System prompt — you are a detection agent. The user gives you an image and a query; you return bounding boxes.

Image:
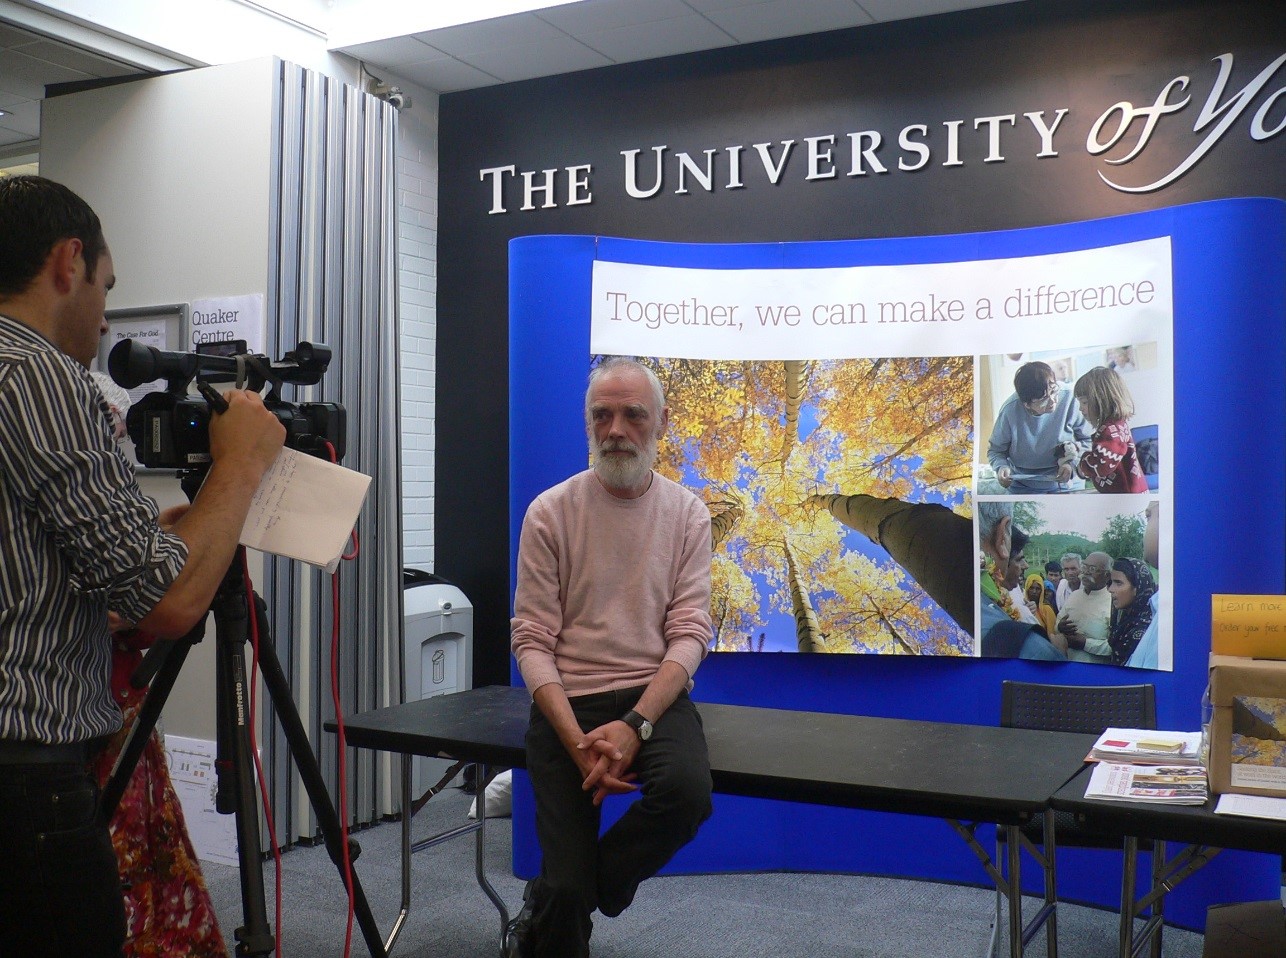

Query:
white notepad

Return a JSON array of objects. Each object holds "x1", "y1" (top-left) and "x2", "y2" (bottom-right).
[{"x1": 239, "y1": 447, "x2": 372, "y2": 571}]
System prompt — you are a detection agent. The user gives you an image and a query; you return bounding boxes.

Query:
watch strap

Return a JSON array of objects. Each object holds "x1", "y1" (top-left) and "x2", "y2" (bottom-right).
[{"x1": 621, "y1": 709, "x2": 648, "y2": 730}]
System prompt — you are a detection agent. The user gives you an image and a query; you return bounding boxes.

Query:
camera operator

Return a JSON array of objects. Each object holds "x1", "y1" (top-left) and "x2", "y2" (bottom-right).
[{"x1": 0, "y1": 175, "x2": 285, "y2": 957}]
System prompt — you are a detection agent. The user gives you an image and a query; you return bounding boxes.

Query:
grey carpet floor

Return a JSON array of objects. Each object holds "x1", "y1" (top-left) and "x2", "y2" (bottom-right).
[{"x1": 203, "y1": 788, "x2": 1205, "y2": 958}]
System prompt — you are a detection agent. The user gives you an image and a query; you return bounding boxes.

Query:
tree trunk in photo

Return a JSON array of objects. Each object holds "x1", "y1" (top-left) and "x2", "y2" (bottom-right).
[
  {"x1": 805, "y1": 493, "x2": 974, "y2": 636},
  {"x1": 708, "y1": 498, "x2": 744, "y2": 551},
  {"x1": 779, "y1": 360, "x2": 810, "y2": 464},
  {"x1": 783, "y1": 535, "x2": 825, "y2": 652}
]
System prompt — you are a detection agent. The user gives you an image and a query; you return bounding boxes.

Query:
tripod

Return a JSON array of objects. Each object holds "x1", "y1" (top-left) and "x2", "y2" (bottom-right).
[{"x1": 98, "y1": 471, "x2": 388, "y2": 958}]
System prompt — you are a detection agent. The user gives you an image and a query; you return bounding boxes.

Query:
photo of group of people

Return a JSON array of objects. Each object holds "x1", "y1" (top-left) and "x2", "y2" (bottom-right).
[
  {"x1": 978, "y1": 497, "x2": 1161, "y2": 667},
  {"x1": 977, "y1": 342, "x2": 1166, "y2": 669}
]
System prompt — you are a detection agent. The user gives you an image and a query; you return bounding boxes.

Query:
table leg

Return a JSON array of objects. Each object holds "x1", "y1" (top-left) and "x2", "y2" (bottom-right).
[
  {"x1": 948, "y1": 819, "x2": 1059, "y2": 958},
  {"x1": 1007, "y1": 826, "x2": 1023, "y2": 958},
  {"x1": 474, "y1": 764, "x2": 511, "y2": 945},
  {"x1": 1120, "y1": 835, "x2": 1138, "y2": 958},
  {"x1": 1150, "y1": 841, "x2": 1164, "y2": 958},
  {"x1": 1043, "y1": 810, "x2": 1058, "y2": 958},
  {"x1": 378, "y1": 753, "x2": 414, "y2": 956}
]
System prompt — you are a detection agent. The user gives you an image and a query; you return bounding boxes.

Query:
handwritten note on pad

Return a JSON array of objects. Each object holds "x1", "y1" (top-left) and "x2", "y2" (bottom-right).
[{"x1": 239, "y1": 448, "x2": 372, "y2": 569}]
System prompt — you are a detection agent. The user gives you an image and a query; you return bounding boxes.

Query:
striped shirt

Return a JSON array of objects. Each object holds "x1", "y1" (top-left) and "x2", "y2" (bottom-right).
[{"x1": 0, "y1": 314, "x2": 188, "y2": 744}]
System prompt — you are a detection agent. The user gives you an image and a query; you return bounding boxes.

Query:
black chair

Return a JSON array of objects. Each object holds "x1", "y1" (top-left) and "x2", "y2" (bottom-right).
[
  {"x1": 1002, "y1": 680, "x2": 1156, "y2": 739},
  {"x1": 991, "y1": 681, "x2": 1159, "y2": 958}
]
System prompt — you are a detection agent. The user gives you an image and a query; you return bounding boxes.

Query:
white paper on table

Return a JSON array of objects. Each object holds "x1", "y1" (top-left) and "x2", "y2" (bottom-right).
[
  {"x1": 238, "y1": 448, "x2": 372, "y2": 568},
  {"x1": 1214, "y1": 792, "x2": 1286, "y2": 821}
]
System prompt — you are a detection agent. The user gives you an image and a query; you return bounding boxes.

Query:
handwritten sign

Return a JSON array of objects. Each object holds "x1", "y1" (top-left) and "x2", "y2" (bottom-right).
[{"x1": 1211, "y1": 594, "x2": 1286, "y2": 659}]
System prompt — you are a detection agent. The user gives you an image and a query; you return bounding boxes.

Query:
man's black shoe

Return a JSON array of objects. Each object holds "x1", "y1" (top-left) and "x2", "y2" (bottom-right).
[{"x1": 502, "y1": 883, "x2": 536, "y2": 958}]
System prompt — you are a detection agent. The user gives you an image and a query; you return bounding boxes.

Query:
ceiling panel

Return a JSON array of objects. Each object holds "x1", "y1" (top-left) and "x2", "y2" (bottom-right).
[
  {"x1": 703, "y1": 0, "x2": 873, "y2": 44},
  {"x1": 462, "y1": 35, "x2": 614, "y2": 83},
  {"x1": 17, "y1": 37, "x2": 136, "y2": 77},
  {"x1": 537, "y1": 0, "x2": 703, "y2": 33},
  {"x1": 342, "y1": 34, "x2": 440, "y2": 67},
  {"x1": 0, "y1": 47, "x2": 91, "y2": 100},
  {"x1": 577, "y1": 15, "x2": 737, "y2": 61},
  {"x1": 0, "y1": 19, "x2": 142, "y2": 154},
  {"x1": 396, "y1": 56, "x2": 505, "y2": 93},
  {"x1": 412, "y1": 14, "x2": 570, "y2": 59},
  {"x1": 859, "y1": 0, "x2": 1021, "y2": 21}
]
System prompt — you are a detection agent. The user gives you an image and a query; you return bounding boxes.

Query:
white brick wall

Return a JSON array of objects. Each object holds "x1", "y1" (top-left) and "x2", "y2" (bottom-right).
[{"x1": 392, "y1": 80, "x2": 439, "y2": 570}]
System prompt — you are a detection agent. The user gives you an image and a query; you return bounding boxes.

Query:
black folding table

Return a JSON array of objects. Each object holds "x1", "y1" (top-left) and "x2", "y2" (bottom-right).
[
  {"x1": 332, "y1": 685, "x2": 1097, "y2": 957},
  {"x1": 1051, "y1": 766, "x2": 1286, "y2": 958}
]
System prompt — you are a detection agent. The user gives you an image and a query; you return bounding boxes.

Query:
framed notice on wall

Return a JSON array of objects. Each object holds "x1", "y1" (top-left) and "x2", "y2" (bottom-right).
[
  {"x1": 95, "y1": 304, "x2": 187, "y2": 471},
  {"x1": 97, "y1": 303, "x2": 187, "y2": 406}
]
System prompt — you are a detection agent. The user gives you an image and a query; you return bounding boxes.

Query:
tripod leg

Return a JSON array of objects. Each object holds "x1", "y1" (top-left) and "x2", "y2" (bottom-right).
[
  {"x1": 214, "y1": 589, "x2": 277, "y2": 958},
  {"x1": 250, "y1": 597, "x2": 388, "y2": 958},
  {"x1": 97, "y1": 634, "x2": 197, "y2": 824}
]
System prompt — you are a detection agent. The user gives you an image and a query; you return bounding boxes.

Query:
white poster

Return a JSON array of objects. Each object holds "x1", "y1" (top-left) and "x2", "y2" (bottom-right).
[
  {"x1": 591, "y1": 238, "x2": 1172, "y2": 361},
  {"x1": 189, "y1": 293, "x2": 266, "y2": 355},
  {"x1": 588, "y1": 237, "x2": 1173, "y2": 668}
]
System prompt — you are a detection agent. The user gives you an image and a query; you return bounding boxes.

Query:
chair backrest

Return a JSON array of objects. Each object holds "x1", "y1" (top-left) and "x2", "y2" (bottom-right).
[{"x1": 1000, "y1": 680, "x2": 1156, "y2": 735}]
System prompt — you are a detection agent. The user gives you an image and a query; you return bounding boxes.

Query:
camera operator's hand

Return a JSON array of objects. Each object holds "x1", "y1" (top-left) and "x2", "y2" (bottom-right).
[
  {"x1": 157, "y1": 505, "x2": 189, "y2": 532},
  {"x1": 208, "y1": 389, "x2": 286, "y2": 476},
  {"x1": 136, "y1": 390, "x2": 285, "y2": 641}
]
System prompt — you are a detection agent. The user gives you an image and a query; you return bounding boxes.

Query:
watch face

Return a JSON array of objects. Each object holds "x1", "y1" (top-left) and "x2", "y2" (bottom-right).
[{"x1": 638, "y1": 720, "x2": 653, "y2": 741}]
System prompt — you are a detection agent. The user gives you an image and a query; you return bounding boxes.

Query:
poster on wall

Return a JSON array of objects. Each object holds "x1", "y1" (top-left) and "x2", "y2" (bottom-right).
[{"x1": 587, "y1": 238, "x2": 1173, "y2": 667}]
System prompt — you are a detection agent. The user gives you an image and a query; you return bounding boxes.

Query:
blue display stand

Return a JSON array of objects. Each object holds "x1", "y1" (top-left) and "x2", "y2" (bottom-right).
[{"x1": 508, "y1": 198, "x2": 1286, "y2": 929}]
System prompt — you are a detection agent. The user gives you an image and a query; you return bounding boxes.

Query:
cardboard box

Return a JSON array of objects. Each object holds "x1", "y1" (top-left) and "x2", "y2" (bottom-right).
[
  {"x1": 1202, "y1": 900, "x2": 1286, "y2": 958},
  {"x1": 1208, "y1": 654, "x2": 1286, "y2": 798}
]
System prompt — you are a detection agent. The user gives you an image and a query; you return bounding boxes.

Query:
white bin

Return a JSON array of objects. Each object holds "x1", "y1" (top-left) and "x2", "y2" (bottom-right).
[{"x1": 404, "y1": 579, "x2": 473, "y2": 795}]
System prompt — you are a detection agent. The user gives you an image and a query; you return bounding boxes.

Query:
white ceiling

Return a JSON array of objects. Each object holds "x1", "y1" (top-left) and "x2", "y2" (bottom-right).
[
  {"x1": 0, "y1": 0, "x2": 1020, "y2": 158},
  {"x1": 335, "y1": 0, "x2": 1023, "y2": 94},
  {"x1": 0, "y1": 19, "x2": 141, "y2": 155}
]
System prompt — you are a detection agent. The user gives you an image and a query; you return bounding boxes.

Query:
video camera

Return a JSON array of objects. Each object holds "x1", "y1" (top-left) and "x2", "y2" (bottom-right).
[{"x1": 108, "y1": 339, "x2": 346, "y2": 470}]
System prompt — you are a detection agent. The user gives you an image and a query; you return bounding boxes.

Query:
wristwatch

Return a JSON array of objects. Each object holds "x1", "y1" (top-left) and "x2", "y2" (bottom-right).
[{"x1": 621, "y1": 709, "x2": 653, "y2": 742}]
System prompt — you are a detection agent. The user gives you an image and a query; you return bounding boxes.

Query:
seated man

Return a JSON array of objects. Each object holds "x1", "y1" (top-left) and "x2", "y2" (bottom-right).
[{"x1": 509, "y1": 357, "x2": 714, "y2": 958}]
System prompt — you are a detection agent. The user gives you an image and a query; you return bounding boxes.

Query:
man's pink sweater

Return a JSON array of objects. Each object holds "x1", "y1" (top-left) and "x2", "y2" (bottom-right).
[{"x1": 511, "y1": 470, "x2": 712, "y2": 697}]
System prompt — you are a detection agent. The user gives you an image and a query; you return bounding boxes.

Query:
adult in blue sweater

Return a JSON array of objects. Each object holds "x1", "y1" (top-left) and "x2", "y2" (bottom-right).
[{"x1": 987, "y1": 361, "x2": 1093, "y2": 494}]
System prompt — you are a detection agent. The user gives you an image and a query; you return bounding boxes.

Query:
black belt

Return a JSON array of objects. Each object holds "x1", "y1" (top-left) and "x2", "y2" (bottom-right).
[{"x1": 0, "y1": 738, "x2": 104, "y2": 765}]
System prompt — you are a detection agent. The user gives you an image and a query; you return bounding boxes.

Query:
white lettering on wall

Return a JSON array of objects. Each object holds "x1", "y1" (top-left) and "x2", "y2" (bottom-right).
[
  {"x1": 476, "y1": 52, "x2": 1283, "y2": 212},
  {"x1": 1091, "y1": 52, "x2": 1286, "y2": 193}
]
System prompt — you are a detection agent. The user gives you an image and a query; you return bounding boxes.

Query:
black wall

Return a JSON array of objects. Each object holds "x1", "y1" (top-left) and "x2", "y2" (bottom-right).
[{"x1": 436, "y1": 0, "x2": 1286, "y2": 686}]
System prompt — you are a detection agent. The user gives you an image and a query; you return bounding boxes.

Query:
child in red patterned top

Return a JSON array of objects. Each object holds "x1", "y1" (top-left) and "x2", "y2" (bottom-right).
[{"x1": 1072, "y1": 366, "x2": 1149, "y2": 494}]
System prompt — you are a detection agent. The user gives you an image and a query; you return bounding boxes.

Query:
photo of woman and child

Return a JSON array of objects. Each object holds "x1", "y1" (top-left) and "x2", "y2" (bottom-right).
[{"x1": 980, "y1": 344, "x2": 1158, "y2": 496}]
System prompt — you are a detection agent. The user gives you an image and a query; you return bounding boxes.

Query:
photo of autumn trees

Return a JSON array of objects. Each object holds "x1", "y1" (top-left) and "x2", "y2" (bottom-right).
[{"x1": 634, "y1": 355, "x2": 976, "y2": 656}]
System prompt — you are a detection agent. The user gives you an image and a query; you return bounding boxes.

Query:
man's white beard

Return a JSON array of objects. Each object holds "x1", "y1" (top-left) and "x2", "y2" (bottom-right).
[{"x1": 592, "y1": 435, "x2": 657, "y2": 490}]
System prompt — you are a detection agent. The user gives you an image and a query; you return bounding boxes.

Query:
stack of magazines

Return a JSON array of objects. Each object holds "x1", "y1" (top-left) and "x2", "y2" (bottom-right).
[
  {"x1": 1088, "y1": 728, "x2": 1203, "y2": 766},
  {"x1": 1085, "y1": 728, "x2": 1208, "y2": 805}
]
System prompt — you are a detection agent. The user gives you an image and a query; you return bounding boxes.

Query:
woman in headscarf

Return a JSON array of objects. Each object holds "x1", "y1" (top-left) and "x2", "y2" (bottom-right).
[
  {"x1": 1023, "y1": 572, "x2": 1058, "y2": 639},
  {"x1": 1107, "y1": 557, "x2": 1158, "y2": 665}
]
